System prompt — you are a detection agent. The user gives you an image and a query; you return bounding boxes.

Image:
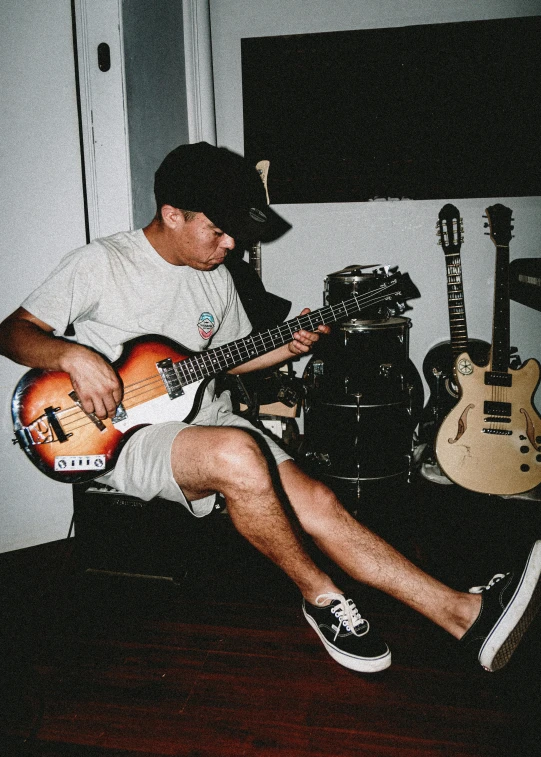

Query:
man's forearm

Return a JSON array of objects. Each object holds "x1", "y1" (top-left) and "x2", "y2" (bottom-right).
[
  {"x1": 0, "y1": 312, "x2": 78, "y2": 371},
  {"x1": 229, "y1": 343, "x2": 293, "y2": 375}
]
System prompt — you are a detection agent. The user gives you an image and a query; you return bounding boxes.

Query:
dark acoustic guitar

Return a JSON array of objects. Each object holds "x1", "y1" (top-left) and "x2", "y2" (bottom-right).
[
  {"x1": 436, "y1": 204, "x2": 541, "y2": 495},
  {"x1": 11, "y1": 267, "x2": 419, "y2": 483},
  {"x1": 419, "y1": 203, "x2": 490, "y2": 449}
]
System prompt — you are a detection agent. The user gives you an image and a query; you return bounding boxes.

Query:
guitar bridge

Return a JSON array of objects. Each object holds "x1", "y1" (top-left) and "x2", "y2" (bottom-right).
[
  {"x1": 13, "y1": 407, "x2": 72, "y2": 447},
  {"x1": 157, "y1": 358, "x2": 185, "y2": 399}
]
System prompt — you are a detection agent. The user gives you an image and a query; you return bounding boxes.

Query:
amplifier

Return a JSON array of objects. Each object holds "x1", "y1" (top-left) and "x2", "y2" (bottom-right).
[{"x1": 72, "y1": 483, "x2": 224, "y2": 582}]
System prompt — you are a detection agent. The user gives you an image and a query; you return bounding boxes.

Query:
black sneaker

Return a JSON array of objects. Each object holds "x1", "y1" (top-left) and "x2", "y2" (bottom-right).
[
  {"x1": 460, "y1": 540, "x2": 541, "y2": 672},
  {"x1": 302, "y1": 592, "x2": 391, "y2": 673}
]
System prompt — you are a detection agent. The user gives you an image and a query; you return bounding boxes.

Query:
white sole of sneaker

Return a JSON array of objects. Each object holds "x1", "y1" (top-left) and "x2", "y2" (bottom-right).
[
  {"x1": 480, "y1": 540, "x2": 541, "y2": 672},
  {"x1": 303, "y1": 607, "x2": 392, "y2": 673}
]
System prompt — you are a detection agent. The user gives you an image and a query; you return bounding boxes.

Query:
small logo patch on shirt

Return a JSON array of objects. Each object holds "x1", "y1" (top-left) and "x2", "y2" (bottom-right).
[{"x1": 198, "y1": 312, "x2": 215, "y2": 340}]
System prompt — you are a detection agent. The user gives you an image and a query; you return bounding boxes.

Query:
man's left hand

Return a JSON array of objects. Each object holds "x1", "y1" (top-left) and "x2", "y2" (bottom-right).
[{"x1": 287, "y1": 308, "x2": 330, "y2": 356}]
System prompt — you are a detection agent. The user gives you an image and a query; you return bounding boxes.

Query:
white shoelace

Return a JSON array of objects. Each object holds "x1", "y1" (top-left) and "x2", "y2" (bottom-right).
[
  {"x1": 315, "y1": 592, "x2": 369, "y2": 640},
  {"x1": 468, "y1": 572, "x2": 508, "y2": 594}
]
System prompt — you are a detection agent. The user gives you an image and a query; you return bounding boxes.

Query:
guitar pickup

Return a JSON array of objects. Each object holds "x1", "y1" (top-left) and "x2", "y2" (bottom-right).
[
  {"x1": 69, "y1": 391, "x2": 106, "y2": 432},
  {"x1": 484, "y1": 401, "x2": 511, "y2": 416},
  {"x1": 485, "y1": 371, "x2": 512, "y2": 387}
]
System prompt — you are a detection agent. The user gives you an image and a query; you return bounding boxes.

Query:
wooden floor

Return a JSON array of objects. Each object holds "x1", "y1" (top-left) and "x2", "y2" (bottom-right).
[{"x1": 1, "y1": 477, "x2": 541, "y2": 757}]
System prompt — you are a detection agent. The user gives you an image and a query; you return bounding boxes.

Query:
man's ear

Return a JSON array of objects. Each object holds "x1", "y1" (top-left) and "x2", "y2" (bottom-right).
[{"x1": 160, "y1": 205, "x2": 185, "y2": 229}]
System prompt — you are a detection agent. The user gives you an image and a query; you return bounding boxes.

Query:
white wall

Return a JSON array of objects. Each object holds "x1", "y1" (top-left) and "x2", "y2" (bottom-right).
[
  {"x1": 0, "y1": 0, "x2": 87, "y2": 552},
  {"x1": 210, "y1": 0, "x2": 541, "y2": 412}
]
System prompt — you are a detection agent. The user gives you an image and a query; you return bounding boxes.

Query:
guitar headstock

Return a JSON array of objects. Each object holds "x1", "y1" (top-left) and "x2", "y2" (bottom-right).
[
  {"x1": 256, "y1": 159, "x2": 270, "y2": 204},
  {"x1": 484, "y1": 204, "x2": 514, "y2": 248},
  {"x1": 373, "y1": 267, "x2": 421, "y2": 315},
  {"x1": 436, "y1": 203, "x2": 463, "y2": 255}
]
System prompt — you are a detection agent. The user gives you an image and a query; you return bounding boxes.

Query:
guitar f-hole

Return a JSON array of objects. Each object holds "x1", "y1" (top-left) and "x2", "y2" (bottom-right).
[
  {"x1": 448, "y1": 403, "x2": 474, "y2": 444},
  {"x1": 521, "y1": 408, "x2": 541, "y2": 451}
]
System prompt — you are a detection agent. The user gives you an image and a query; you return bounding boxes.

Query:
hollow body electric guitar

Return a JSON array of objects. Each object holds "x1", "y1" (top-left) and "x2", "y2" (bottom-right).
[
  {"x1": 12, "y1": 267, "x2": 418, "y2": 483},
  {"x1": 420, "y1": 204, "x2": 490, "y2": 444},
  {"x1": 436, "y1": 205, "x2": 541, "y2": 495}
]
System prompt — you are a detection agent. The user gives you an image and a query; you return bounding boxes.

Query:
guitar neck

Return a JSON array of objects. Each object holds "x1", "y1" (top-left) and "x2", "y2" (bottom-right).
[
  {"x1": 491, "y1": 244, "x2": 511, "y2": 372},
  {"x1": 176, "y1": 275, "x2": 403, "y2": 385},
  {"x1": 249, "y1": 242, "x2": 262, "y2": 279},
  {"x1": 444, "y1": 251, "x2": 469, "y2": 358}
]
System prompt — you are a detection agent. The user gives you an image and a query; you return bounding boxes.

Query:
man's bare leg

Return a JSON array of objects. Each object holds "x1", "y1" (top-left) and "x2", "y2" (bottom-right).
[
  {"x1": 277, "y1": 460, "x2": 480, "y2": 638},
  {"x1": 171, "y1": 426, "x2": 479, "y2": 634},
  {"x1": 170, "y1": 425, "x2": 341, "y2": 602},
  {"x1": 170, "y1": 426, "x2": 541, "y2": 673}
]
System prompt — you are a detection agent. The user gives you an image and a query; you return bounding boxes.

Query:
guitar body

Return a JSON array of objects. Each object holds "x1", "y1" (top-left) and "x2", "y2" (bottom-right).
[
  {"x1": 435, "y1": 353, "x2": 541, "y2": 495},
  {"x1": 12, "y1": 336, "x2": 207, "y2": 483}
]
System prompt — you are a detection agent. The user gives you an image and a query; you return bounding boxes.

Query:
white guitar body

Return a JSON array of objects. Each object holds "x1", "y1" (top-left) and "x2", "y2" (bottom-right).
[
  {"x1": 112, "y1": 380, "x2": 204, "y2": 434},
  {"x1": 435, "y1": 353, "x2": 541, "y2": 495}
]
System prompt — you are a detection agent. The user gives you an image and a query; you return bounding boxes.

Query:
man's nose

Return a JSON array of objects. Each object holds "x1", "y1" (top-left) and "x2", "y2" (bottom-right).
[{"x1": 222, "y1": 234, "x2": 235, "y2": 250}]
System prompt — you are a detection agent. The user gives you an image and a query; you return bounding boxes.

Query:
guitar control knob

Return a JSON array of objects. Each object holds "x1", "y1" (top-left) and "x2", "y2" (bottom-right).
[
  {"x1": 520, "y1": 446, "x2": 529, "y2": 454},
  {"x1": 537, "y1": 454, "x2": 541, "y2": 463},
  {"x1": 520, "y1": 464, "x2": 530, "y2": 472}
]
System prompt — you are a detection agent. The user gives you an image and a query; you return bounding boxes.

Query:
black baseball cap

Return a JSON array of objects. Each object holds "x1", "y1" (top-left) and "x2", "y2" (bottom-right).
[{"x1": 154, "y1": 141, "x2": 291, "y2": 243}]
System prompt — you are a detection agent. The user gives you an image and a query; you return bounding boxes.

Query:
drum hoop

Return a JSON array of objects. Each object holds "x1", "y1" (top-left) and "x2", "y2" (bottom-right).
[
  {"x1": 339, "y1": 316, "x2": 411, "y2": 331},
  {"x1": 320, "y1": 400, "x2": 410, "y2": 409},
  {"x1": 323, "y1": 469, "x2": 407, "y2": 482},
  {"x1": 325, "y1": 273, "x2": 376, "y2": 283}
]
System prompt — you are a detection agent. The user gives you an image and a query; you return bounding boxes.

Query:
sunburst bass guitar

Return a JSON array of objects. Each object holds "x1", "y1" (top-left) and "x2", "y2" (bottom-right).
[
  {"x1": 12, "y1": 267, "x2": 418, "y2": 483},
  {"x1": 435, "y1": 205, "x2": 541, "y2": 495}
]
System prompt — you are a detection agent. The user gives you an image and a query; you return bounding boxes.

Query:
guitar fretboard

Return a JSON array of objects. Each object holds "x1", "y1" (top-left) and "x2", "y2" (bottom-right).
[
  {"x1": 491, "y1": 245, "x2": 511, "y2": 373},
  {"x1": 172, "y1": 276, "x2": 403, "y2": 388},
  {"x1": 445, "y1": 253, "x2": 469, "y2": 357}
]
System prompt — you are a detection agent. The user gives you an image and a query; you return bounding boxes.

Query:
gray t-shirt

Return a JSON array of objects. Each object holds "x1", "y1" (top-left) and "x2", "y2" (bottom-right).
[{"x1": 22, "y1": 228, "x2": 252, "y2": 413}]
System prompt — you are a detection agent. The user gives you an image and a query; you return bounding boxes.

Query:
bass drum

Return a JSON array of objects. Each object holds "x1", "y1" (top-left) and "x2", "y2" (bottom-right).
[{"x1": 303, "y1": 317, "x2": 424, "y2": 484}]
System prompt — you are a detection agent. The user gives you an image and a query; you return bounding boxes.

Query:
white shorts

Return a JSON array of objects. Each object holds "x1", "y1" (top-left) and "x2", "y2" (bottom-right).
[{"x1": 97, "y1": 392, "x2": 292, "y2": 517}]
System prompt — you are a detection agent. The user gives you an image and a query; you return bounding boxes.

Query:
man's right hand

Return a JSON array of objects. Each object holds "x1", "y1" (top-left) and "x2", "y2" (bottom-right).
[
  {"x1": 64, "y1": 345, "x2": 123, "y2": 420},
  {"x1": 0, "y1": 307, "x2": 123, "y2": 420}
]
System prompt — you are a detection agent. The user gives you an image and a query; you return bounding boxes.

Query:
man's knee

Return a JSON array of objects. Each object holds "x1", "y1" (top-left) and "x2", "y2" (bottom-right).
[
  {"x1": 212, "y1": 427, "x2": 272, "y2": 487},
  {"x1": 170, "y1": 425, "x2": 271, "y2": 498},
  {"x1": 292, "y1": 476, "x2": 346, "y2": 537}
]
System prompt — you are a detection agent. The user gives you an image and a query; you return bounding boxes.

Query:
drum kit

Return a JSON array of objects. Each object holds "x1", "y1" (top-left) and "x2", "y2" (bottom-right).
[{"x1": 302, "y1": 265, "x2": 424, "y2": 497}]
